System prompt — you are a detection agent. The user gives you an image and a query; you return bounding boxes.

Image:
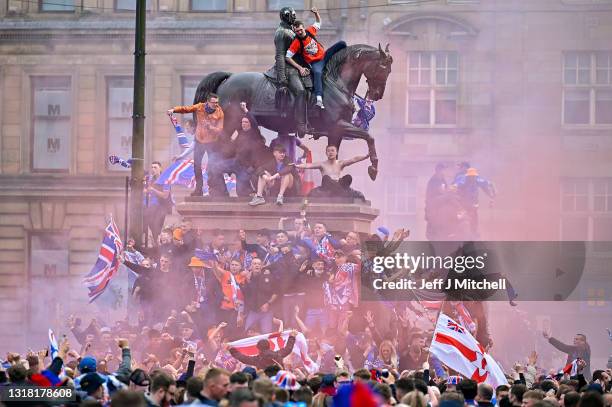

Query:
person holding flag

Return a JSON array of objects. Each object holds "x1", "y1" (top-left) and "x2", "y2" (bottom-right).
[
  {"x1": 543, "y1": 331, "x2": 592, "y2": 380},
  {"x1": 429, "y1": 312, "x2": 508, "y2": 388},
  {"x1": 352, "y1": 94, "x2": 376, "y2": 131},
  {"x1": 228, "y1": 329, "x2": 299, "y2": 370},
  {"x1": 144, "y1": 161, "x2": 172, "y2": 245},
  {"x1": 82, "y1": 215, "x2": 123, "y2": 303},
  {"x1": 168, "y1": 114, "x2": 195, "y2": 154},
  {"x1": 168, "y1": 93, "x2": 225, "y2": 197}
]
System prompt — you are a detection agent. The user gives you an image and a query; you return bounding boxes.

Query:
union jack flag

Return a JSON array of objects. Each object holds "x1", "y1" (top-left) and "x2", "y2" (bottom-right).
[
  {"x1": 82, "y1": 215, "x2": 123, "y2": 303},
  {"x1": 447, "y1": 320, "x2": 465, "y2": 333},
  {"x1": 156, "y1": 159, "x2": 208, "y2": 192}
]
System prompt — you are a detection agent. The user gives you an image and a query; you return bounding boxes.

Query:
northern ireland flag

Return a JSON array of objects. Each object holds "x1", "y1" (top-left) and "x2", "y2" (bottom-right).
[
  {"x1": 563, "y1": 359, "x2": 579, "y2": 376},
  {"x1": 228, "y1": 330, "x2": 319, "y2": 374},
  {"x1": 430, "y1": 313, "x2": 508, "y2": 388}
]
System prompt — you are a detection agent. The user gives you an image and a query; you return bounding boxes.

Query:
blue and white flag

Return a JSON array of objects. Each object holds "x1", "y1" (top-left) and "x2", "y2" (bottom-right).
[
  {"x1": 48, "y1": 329, "x2": 59, "y2": 360},
  {"x1": 169, "y1": 113, "x2": 191, "y2": 149}
]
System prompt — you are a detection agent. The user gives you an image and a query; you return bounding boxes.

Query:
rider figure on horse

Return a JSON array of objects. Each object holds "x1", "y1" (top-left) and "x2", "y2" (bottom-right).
[{"x1": 265, "y1": 6, "x2": 310, "y2": 138}]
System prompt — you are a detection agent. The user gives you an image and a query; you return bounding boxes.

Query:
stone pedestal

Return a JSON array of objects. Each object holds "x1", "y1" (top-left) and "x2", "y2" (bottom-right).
[{"x1": 175, "y1": 197, "x2": 379, "y2": 239}]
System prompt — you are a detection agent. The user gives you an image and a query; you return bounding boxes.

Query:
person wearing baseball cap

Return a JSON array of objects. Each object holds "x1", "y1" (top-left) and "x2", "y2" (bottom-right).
[
  {"x1": 78, "y1": 356, "x2": 97, "y2": 374},
  {"x1": 79, "y1": 372, "x2": 106, "y2": 402},
  {"x1": 453, "y1": 164, "x2": 495, "y2": 239},
  {"x1": 129, "y1": 368, "x2": 151, "y2": 393}
]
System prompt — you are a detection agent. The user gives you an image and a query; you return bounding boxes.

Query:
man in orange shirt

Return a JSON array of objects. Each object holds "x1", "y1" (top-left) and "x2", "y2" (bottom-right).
[
  {"x1": 285, "y1": 8, "x2": 346, "y2": 109},
  {"x1": 212, "y1": 258, "x2": 245, "y2": 338},
  {"x1": 168, "y1": 93, "x2": 225, "y2": 197}
]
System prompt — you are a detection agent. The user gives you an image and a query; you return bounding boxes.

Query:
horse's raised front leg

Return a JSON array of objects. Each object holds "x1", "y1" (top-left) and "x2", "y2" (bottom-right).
[{"x1": 335, "y1": 120, "x2": 378, "y2": 181}]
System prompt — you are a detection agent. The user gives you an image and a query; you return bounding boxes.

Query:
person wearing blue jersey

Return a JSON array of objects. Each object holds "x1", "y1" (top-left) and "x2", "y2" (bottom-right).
[
  {"x1": 144, "y1": 161, "x2": 172, "y2": 246},
  {"x1": 453, "y1": 167, "x2": 495, "y2": 239}
]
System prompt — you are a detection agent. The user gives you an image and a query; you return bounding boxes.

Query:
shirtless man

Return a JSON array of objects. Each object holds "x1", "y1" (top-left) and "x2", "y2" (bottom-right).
[{"x1": 293, "y1": 144, "x2": 368, "y2": 195}]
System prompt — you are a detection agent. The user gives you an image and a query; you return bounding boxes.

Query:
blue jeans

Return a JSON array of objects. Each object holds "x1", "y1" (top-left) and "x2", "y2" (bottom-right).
[
  {"x1": 311, "y1": 41, "x2": 347, "y2": 97},
  {"x1": 245, "y1": 310, "x2": 273, "y2": 333},
  {"x1": 304, "y1": 308, "x2": 328, "y2": 334}
]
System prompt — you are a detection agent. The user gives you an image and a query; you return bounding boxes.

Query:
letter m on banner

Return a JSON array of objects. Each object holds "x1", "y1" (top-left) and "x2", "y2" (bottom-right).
[
  {"x1": 121, "y1": 102, "x2": 133, "y2": 117},
  {"x1": 48, "y1": 104, "x2": 61, "y2": 116},
  {"x1": 47, "y1": 138, "x2": 61, "y2": 153}
]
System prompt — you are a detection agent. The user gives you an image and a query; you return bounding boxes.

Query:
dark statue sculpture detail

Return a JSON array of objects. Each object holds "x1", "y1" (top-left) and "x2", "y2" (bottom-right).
[{"x1": 193, "y1": 43, "x2": 393, "y2": 181}]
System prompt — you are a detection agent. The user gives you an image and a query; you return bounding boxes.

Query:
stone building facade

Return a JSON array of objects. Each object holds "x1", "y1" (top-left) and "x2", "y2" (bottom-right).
[{"x1": 1, "y1": 0, "x2": 611, "y2": 353}]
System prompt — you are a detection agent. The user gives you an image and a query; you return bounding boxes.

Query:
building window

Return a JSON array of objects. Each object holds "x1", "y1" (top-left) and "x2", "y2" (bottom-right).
[
  {"x1": 563, "y1": 51, "x2": 612, "y2": 125},
  {"x1": 267, "y1": 0, "x2": 302, "y2": 11},
  {"x1": 115, "y1": 0, "x2": 151, "y2": 11},
  {"x1": 107, "y1": 77, "x2": 133, "y2": 171},
  {"x1": 560, "y1": 178, "x2": 612, "y2": 252},
  {"x1": 190, "y1": 0, "x2": 227, "y2": 11},
  {"x1": 29, "y1": 232, "x2": 69, "y2": 331},
  {"x1": 182, "y1": 76, "x2": 201, "y2": 106},
  {"x1": 386, "y1": 176, "x2": 417, "y2": 214},
  {"x1": 384, "y1": 176, "x2": 417, "y2": 232},
  {"x1": 31, "y1": 76, "x2": 72, "y2": 171},
  {"x1": 40, "y1": 0, "x2": 74, "y2": 11},
  {"x1": 406, "y1": 51, "x2": 458, "y2": 126}
]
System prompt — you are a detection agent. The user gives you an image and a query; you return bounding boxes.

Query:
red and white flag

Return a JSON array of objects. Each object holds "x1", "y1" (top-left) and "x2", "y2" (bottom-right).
[
  {"x1": 430, "y1": 313, "x2": 508, "y2": 388},
  {"x1": 228, "y1": 330, "x2": 319, "y2": 374},
  {"x1": 563, "y1": 359, "x2": 579, "y2": 376},
  {"x1": 300, "y1": 150, "x2": 315, "y2": 196}
]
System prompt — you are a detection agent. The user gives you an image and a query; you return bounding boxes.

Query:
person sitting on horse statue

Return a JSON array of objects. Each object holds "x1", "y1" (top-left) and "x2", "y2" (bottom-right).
[
  {"x1": 293, "y1": 144, "x2": 368, "y2": 198},
  {"x1": 285, "y1": 7, "x2": 347, "y2": 110},
  {"x1": 249, "y1": 144, "x2": 299, "y2": 207},
  {"x1": 267, "y1": 6, "x2": 310, "y2": 137}
]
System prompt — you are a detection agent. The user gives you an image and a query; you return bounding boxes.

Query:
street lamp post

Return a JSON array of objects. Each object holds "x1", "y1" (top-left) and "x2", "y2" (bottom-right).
[{"x1": 129, "y1": 0, "x2": 146, "y2": 247}]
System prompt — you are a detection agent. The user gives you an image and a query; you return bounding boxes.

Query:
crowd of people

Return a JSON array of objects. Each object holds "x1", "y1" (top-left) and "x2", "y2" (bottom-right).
[
  {"x1": 1, "y1": 212, "x2": 610, "y2": 407},
  {"x1": 1, "y1": 312, "x2": 609, "y2": 407},
  {"x1": 3, "y1": 7, "x2": 606, "y2": 407}
]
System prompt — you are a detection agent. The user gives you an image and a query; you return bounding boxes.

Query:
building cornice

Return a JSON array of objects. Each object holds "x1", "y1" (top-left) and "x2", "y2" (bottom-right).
[
  {"x1": 0, "y1": 175, "x2": 126, "y2": 198},
  {"x1": 0, "y1": 16, "x2": 339, "y2": 41}
]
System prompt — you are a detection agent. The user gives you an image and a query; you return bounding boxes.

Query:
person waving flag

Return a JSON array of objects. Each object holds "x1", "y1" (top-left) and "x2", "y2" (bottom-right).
[
  {"x1": 430, "y1": 313, "x2": 508, "y2": 388},
  {"x1": 82, "y1": 215, "x2": 123, "y2": 303}
]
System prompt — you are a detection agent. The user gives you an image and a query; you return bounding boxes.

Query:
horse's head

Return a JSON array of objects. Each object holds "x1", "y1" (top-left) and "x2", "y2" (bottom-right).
[{"x1": 362, "y1": 44, "x2": 393, "y2": 101}]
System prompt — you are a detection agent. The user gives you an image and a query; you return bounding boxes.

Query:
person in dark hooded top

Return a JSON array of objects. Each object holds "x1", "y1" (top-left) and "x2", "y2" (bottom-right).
[
  {"x1": 232, "y1": 103, "x2": 271, "y2": 177},
  {"x1": 228, "y1": 329, "x2": 297, "y2": 369},
  {"x1": 216, "y1": 102, "x2": 271, "y2": 197}
]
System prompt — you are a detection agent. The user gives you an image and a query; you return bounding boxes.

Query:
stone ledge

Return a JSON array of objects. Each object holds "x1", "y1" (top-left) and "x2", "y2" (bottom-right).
[{"x1": 176, "y1": 198, "x2": 380, "y2": 236}]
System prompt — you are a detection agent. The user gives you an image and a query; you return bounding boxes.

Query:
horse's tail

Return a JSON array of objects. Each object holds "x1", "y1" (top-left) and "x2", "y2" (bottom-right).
[{"x1": 194, "y1": 72, "x2": 232, "y2": 104}]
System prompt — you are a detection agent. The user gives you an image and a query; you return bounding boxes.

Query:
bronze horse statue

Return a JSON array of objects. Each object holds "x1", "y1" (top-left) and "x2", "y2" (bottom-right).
[{"x1": 193, "y1": 43, "x2": 393, "y2": 180}]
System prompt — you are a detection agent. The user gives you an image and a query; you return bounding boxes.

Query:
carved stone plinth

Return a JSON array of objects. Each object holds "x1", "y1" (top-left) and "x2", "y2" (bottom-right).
[{"x1": 175, "y1": 197, "x2": 379, "y2": 239}]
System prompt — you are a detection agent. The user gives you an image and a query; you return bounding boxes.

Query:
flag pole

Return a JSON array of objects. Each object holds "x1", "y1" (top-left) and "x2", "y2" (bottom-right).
[
  {"x1": 124, "y1": 176, "x2": 130, "y2": 322},
  {"x1": 124, "y1": 176, "x2": 129, "y2": 244},
  {"x1": 129, "y1": 0, "x2": 146, "y2": 248}
]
